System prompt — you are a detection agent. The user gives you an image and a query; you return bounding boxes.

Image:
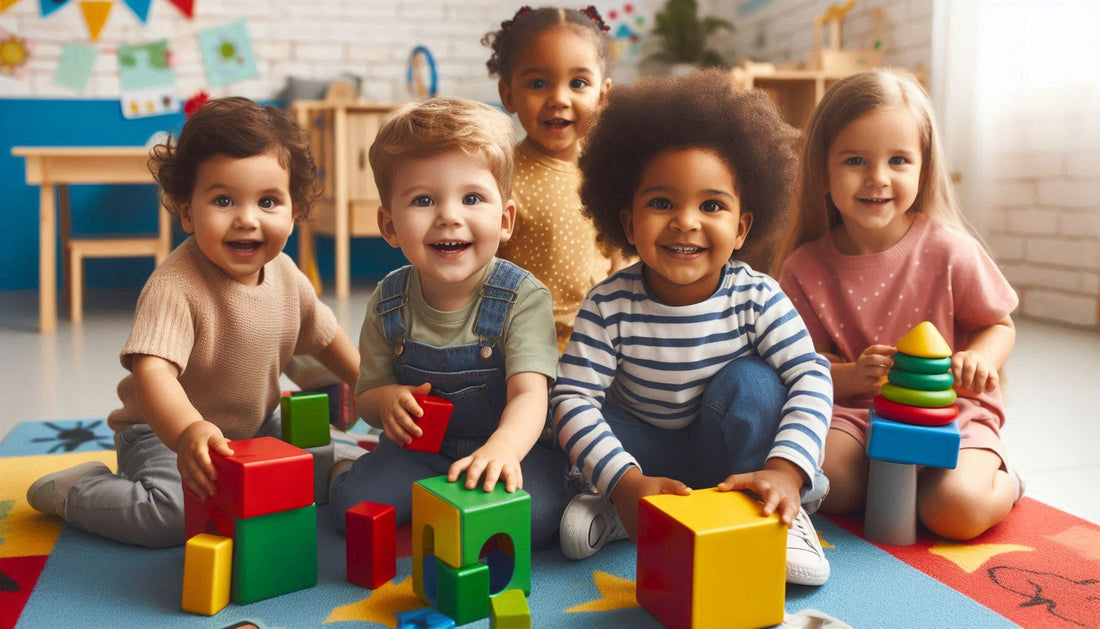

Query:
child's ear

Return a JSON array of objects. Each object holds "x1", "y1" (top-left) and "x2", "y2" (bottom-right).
[
  {"x1": 499, "y1": 198, "x2": 517, "y2": 243},
  {"x1": 376, "y1": 205, "x2": 401, "y2": 249},
  {"x1": 598, "y1": 77, "x2": 612, "y2": 104},
  {"x1": 498, "y1": 80, "x2": 516, "y2": 114},
  {"x1": 733, "y1": 211, "x2": 754, "y2": 250},
  {"x1": 177, "y1": 200, "x2": 195, "y2": 234},
  {"x1": 619, "y1": 209, "x2": 636, "y2": 246}
]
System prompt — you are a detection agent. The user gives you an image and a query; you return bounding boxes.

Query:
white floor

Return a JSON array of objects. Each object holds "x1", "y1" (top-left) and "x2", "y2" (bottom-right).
[{"x1": 2, "y1": 287, "x2": 1098, "y2": 525}]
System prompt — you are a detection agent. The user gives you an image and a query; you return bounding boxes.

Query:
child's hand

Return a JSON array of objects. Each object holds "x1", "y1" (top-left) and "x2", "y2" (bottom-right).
[
  {"x1": 609, "y1": 467, "x2": 691, "y2": 541},
  {"x1": 952, "y1": 349, "x2": 1000, "y2": 395},
  {"x1": 717, "y1": 458, "x2": 804, "y2": 525},
  {"x1": 836, "y1": 344, "x2": 895, "y2": 401},
  {"x1": 448, "y1": 438, "x2": 523, "y2": 493},
  {"x1": 175, "y1": 420, "x2": 233, "y2": 500},
  {"x1": 377, "y1": 383, "x2": 431, "y2": 445}
]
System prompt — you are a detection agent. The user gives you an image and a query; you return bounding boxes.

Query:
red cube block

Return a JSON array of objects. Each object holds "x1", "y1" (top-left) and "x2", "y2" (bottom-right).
[
  {"x1": 208, "y1": 437, "x2": 314, "y2": 519},
  {"x1": 405, "y1": 394, "x2": 453, "y2": 453},
  {"x1": 183, "y1": 485, "x2": 235, "y2": 540},
  {"x1": 346, "y1": 501, "x2": 396, "y2": 589}
]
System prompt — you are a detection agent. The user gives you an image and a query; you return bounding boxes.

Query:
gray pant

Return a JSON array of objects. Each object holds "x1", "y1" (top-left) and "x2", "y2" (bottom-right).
[{"x1": 66, "y1": 413, "x2": 281, "y2": 548}]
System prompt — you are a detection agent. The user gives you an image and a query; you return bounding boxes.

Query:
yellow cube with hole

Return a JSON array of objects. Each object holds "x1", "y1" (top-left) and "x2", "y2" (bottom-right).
[{"x1": 182, "y1": 533, "x2": 232, "y2": 616}]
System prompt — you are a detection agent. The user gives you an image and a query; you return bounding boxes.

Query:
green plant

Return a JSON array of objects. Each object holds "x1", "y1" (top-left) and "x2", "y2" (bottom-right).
[{"x1": 648, "y1": 0, "x2": 734, "y2": 67}]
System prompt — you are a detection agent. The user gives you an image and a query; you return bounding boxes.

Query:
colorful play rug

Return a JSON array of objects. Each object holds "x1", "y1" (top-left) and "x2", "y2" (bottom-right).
[{"x1": 2, "y1": 420, "x2": 1098, "y2": 628}]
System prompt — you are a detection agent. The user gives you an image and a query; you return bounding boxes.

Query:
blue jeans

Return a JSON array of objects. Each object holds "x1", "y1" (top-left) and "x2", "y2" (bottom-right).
[
  {"x1": 603, "y1": 356, "x2": 828, "y2": 509},
  {"x1": 66, "y1": 412, "x2": 282, "y2": 548}
]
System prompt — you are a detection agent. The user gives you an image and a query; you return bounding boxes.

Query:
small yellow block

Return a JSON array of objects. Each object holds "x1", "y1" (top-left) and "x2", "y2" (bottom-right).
[
  {"x1": 490, "y1": 588, "x2": 531, "y2": 628},
  {"x1": 896, "y1": 321, "x2": 952, "y2": 359},
  {"x1": 182, "y1": 533, "x2": 232, "y2": 616}
]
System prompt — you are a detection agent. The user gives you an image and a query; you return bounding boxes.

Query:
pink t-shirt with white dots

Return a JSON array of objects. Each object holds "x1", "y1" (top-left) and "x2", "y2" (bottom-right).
[{"x1": 780, "y1": 214, "x2": 1019, "y2": 450}]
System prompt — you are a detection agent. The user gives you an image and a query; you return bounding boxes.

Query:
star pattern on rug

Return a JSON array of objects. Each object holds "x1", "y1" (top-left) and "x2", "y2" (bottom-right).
[
  {"x1": 820, "y1": 530, "x2": 834, "y2": 549},
  {"x1": 929, "y1": 542, "x2": 1034, "y2": 573},
  {"x1": 323, "y1": 576, "x2": 424, "y2": 627},
  {"x1": 1046, "y1": 525, "x2": 1100, "y2": 562},
  {"x1": 565, "y1": 570, "x2": 639, "y2": 613}
]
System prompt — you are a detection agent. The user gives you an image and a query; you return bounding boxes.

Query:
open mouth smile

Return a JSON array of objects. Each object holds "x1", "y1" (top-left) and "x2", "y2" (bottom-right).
[{"x1": 431, "y1": 241, "x2": 472, "y2": 254}]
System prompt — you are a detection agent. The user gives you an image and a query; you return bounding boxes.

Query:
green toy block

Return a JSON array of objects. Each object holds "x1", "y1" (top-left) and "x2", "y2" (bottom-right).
[
  {"x1": 490, "y1": 588, "x2": 531, "y2": 629},
  {"x1": 411, "y1": 475, "x2": 531, "y2": 605},
  {"x1": 435, "y1": 557, "x2": 491, "y2": 625},
  {"x1": 281, "y1": 392, "x2": 331, "y2": 448},
  {"x1": 231, "y1": 503, "x2": 317, "y2": 604}
]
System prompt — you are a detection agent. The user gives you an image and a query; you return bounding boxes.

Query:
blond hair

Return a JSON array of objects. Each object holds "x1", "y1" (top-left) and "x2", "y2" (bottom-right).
[
  {"x1": 775, "y1": 70, "x2": 970, "y2": 273},
  {"x1": 369, "y1": 97, "x2": 515, "y2": 206}
]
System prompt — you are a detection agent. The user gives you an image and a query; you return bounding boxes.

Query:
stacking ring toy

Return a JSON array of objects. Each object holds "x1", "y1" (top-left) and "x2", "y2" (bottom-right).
[
  {"x1": 880, "y1": 383, "x2": 957, "y2": 408},
  {"x1": 891, "y1": 352, "x2": 952, "y2": 374},
  {"x1": 872, "y1": 395, "x2": 959, "y2": 426},
  {"x1": 887, "y1": 369, "x2": 954, "y2": 391}
]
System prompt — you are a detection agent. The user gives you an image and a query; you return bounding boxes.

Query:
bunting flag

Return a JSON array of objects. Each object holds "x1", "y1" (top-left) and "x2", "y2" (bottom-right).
[
  {"x1": 1, "y1": 0, "x2": 23, "y2": 13},
  {"x1": 79, "y1": 1, "x2": 111, "y2": 41},
  {"x1": 122, "y1": 0, "x2": 152, "y2": 23},
  {"x1": 165, "y1": 0, "x2": 193, "y2": 18},
  {"x1": 38, "y1": 0, "x2": 69, "y2": 17}
]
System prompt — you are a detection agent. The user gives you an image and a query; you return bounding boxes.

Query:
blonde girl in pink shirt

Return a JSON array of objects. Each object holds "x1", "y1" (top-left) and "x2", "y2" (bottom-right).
[{"x1": 777, "y1": 70, "x2": 1021, "y2": 541}]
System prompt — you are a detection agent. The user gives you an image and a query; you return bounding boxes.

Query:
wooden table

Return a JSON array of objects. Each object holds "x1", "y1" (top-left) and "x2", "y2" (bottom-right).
[{"x1": 11, "y1": 147, "x2": 169, "y2": 333}]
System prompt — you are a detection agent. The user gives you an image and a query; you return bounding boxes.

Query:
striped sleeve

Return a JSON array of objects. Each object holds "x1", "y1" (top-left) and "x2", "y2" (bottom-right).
[{"x1": 551, "y1": 279, "x2": 638, "y2": 496}]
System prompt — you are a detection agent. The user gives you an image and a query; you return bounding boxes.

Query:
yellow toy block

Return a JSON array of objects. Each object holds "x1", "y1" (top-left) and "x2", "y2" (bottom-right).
[
  {"x1": 182, "y1": 533, "x2": 232, "y2": 616},
  {"x1": 896, "y1": 321, "x2": 952, "y2": 359},
  {"x1": 490, "y1": 588, "x2": 531, "y2": 629},
  {"x1": 411, "y1": 481, "x2": 461, "y2": 601},
  {"x1": 637, "y1": 489, "x2": 785, "y2": 629}
]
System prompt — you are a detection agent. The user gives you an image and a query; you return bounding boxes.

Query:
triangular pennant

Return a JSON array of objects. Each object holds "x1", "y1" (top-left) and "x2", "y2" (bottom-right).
[
  {"x1": 39, "y1": 0, "x2": 70, "y2": 17},
  {"x1": 2, "y1": 0, "x2": 23, "y2": 13},
  {"x1": 166, "y1": 0, "x2": 194, "y2": 18},
  {"x1": 79, "y1": 1, "x2": 111, "y2": 41},
  {"x1": 121, "y1": 0, "x2": 151, "y2": 23},
  {"x1": 896, "y1": 321, "x2": 952, "y2": 359}
]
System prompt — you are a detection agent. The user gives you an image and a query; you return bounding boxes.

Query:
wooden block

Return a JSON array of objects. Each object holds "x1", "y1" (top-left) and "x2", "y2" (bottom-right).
[
  {"x1": 208, "y1": 436, "x2": 313, "y2": 519},
  {"x1": 637, "y1": 489, "x2": 785, "y2": 629},
  {"x1": 490, "y1": 588, "x2": 530, "y2": 629},
  {"x1": 405, "y1": 394, "x2": 453, "y2": 453},
  {"x1": 181, "y1": 533, "x2": 232, "y2": 616},
  {"x1": 231, "y1": 503, "x2": 317, "y2": 604},
  {"x1": 281, "y1": 392, "x2": 331, "y2": 448},
  {"x1": 346, "y1": 501, "x2": 396, "y2": 589}
]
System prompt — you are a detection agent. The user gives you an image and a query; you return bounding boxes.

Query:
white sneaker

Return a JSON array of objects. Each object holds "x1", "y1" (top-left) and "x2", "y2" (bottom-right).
[
  {"x1": 786, "y1": 508, "x2": 830, "y2": 586},
  {"x1": 26, "y1": 461, "x2": 110, "y2": 518},
  {"x1": 559, "y1": 493, "x2": 629, "y2": 560}
]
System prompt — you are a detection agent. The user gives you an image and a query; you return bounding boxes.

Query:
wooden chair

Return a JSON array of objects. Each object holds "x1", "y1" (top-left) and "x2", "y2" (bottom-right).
[{"x1": 59, "y1": 185, "x2": 172, "y2": 322}]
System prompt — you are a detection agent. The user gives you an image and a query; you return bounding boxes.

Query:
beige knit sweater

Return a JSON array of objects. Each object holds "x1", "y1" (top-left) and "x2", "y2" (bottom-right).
[{"x1": 107, "y1": 237, "x2": 339, "y2": 440}]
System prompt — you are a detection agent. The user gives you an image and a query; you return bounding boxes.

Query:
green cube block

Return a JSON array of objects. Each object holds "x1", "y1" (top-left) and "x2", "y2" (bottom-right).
[
  {"x1": 436, "y1": 557, "x2": 490, "y2": 625},
  {"x1": 281, "y1": 393, "x2": 331, "y2": 448},
  {"x1": 232, "y1": 503, "x2": 317, "y2": 604},
  {"x1": 490, "y1": 588, "x2": 530, "y2": 629}
]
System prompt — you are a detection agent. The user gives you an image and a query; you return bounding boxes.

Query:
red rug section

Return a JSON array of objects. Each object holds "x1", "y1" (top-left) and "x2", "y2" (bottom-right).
[
  {"x1": 829, "y1": 498, "x2": 1100, "y2": 628},
  {"x1": 0, "y1": 555, "x2": 48, "y2": 629}
]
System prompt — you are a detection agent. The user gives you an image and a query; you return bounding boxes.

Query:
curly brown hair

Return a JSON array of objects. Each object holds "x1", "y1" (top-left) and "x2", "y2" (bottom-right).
[
  {"x1": 578, "y1": 68, "x2": 798, "y2": 271},
  {"x1": 482, "y1": 5, "x2": 610, "y2": 81},
  {"x1": 150, "y1": 96, "x2": 320, "y2": 222}
]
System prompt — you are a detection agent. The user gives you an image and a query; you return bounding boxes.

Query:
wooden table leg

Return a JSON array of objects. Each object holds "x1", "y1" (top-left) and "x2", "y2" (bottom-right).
[
  {"x1": 334, "y1": 106, "x2": 350, "y2": 299},
  {"x1": 39, "y1": 183, "x2": 57, "y2": 333}
]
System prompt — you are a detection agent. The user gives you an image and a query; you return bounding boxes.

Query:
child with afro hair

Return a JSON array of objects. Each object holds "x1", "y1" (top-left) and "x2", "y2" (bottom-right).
[{"x1": 551, "y1": 69, "x2": 834, "y2": 587}]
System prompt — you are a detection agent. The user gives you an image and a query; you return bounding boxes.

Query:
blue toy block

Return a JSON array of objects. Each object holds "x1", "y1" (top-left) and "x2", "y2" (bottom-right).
[
  {"x1": 395, "y1": 607, "x2": 456, "y2": 629},
  {"x1": 867, "y1": 407, "x2": 960, "y2": 468}
]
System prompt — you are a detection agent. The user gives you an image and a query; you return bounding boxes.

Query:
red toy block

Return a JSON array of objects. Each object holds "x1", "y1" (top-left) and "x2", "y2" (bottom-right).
[
  {"x1": 184, "y1": 485, "x2": 236, "y2": 540},
  {"x1": 405, "y1": 394, "x2": 453, "y2": 453},
  {"x1": 346, "y1": 501, "x2": 397, "y2": 589},
  {"x1": 208, "y1": 436, "x2": 314, "y2": 519}
]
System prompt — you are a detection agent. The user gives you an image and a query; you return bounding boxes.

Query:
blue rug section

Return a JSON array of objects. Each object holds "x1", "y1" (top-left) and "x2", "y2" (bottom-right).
[
  {"x1": 18, "y1": 511, "x2": 1015, "y2": 628},
  {"x1": 0, "y1": 419, "x2": 115, "y2": 457}
]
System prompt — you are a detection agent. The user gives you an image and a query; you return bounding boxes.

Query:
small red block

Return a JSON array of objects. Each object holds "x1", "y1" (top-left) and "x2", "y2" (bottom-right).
[
  {"x1": 346, "y1": 501, "x2": 397, "y2": 589},
  {"x1": 208, "y1": 436, "x2": 314, "y2": 519},
  {"x1": 405, "y1": 395, "x2": 453, "y2": 453}
]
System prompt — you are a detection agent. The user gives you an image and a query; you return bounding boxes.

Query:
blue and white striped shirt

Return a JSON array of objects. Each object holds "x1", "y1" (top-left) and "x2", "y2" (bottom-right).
[{"x1": 551, "y1": 260, "x2": 833, "y2": 495}]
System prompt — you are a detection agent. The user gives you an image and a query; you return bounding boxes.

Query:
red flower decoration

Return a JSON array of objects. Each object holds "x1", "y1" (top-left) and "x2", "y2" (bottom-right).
[{"x1": 183, "y1": 91, "x2": 210, "y2": 117}]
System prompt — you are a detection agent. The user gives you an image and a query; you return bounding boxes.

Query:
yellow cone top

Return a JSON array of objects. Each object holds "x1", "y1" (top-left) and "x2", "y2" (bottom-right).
[{"x1": 896, "y1": 321, "x2": 952, "y2": 358}]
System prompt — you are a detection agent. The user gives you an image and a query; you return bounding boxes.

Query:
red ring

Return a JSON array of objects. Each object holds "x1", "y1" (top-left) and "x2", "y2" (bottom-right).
[{"x1": 872, "y1": 395, "x2": 959, "y2": 426}]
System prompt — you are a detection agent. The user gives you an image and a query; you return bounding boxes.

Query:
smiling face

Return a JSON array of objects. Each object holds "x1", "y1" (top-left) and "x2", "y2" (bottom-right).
[
  {"x1": 177, "y1": 152, "x2": 295, "y2": 286},
  {"x1": 826, "y1": 105, "x2": 923, "y2": 254},
  {"x1": 498, "y1": 25, "x2": 610, "y2": 162},
  {"x1": 621, "y1": 148, "x2": 752, "y2": 307},
  {"x1": 378, "y1": 149, "x2": 516, "y2": 310}
]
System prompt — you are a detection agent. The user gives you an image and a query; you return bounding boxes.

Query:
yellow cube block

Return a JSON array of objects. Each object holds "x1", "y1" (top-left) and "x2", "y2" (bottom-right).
[
  {"x1": 637, "y1": 489, "x2": 785, "y2": 629},
  {"x1": 182, "y1": 533, "x2": 232, "y2": 616}
]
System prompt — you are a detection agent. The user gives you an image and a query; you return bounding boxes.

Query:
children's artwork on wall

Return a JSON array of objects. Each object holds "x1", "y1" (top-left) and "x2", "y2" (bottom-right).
[
  {"x1": 117, "y1": 40, "x2": 179, "y2": 118},
  {"x1": 54, "y1": 42, "x2": 96, "y2": 90},
  {"x1": 0, "y1": 29, "x2": 30, "y2": 76},
  {"x1": 606, "y1": 3, "x2": 649, "y2": 62},
  {"x1": 121, "y1": 0, "x2": 151, "y2": 23},
  {"x1": 79, "y1": 0, "x2": 112, "y2": 41},
  {"x1": 406, "y1": 45, "x2": 437, "y2": 98},
  {"x1": 38, "y1": 0, "x2": 69, "y2": 18},
  {"x1": 197, "y1": 20, "x2": 257, "y2": 86}
]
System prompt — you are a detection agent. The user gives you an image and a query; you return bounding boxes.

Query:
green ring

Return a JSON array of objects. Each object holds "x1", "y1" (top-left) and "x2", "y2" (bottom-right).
[
  {"x1": 880, "y1": 383, "x2": 957, "y2": 408},
  {"x1": 888, "y1": 369, "x2": 954, "y2": 391},
  {"x1": 892, "y1": 352, "x2": 952, "y2": 374}
]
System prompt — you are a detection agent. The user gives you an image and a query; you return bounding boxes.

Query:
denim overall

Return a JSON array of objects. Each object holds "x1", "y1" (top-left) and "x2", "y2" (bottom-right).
[{"x1": 330, "y1": 261, "x2": 571, "y2": 547}]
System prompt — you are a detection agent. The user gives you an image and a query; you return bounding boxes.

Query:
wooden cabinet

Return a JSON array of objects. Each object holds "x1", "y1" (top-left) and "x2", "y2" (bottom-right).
[{"x1": 291, "y1": 100, "x2": 400, "y2": 298}]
